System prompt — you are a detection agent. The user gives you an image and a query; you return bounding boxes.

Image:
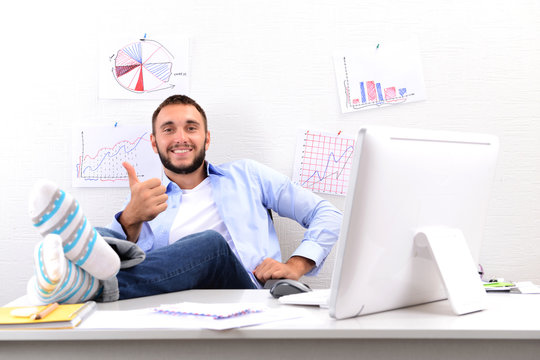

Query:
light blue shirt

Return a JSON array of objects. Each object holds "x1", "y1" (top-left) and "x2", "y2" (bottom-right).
[{"x1": 109, "y1": 159, "x2": 342, "y2": 278}]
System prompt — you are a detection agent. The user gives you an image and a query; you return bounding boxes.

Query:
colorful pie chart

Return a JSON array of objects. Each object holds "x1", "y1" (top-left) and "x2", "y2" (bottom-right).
[{"x1": 113, "y1": 40, "x2": 174, "y2": 93}]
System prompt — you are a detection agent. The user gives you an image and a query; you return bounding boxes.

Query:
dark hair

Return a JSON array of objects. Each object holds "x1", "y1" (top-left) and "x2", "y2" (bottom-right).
[{"x1": 152, "y1": 95, "x2": 208, "y2": 133}]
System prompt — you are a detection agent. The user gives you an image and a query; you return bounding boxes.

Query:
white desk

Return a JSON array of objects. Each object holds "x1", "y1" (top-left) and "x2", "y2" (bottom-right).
[{"x1": 1, "y1": 290, "x2": 540, "y2": 359}]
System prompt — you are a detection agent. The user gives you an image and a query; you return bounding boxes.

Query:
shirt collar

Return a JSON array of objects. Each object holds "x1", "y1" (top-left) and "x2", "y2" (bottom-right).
[
  {"x1": 163, "y1": 161, "x2": 224, "y2": 193},
  {"x1": 207, "y1": 161, "x2": 225, "y2": 176}
]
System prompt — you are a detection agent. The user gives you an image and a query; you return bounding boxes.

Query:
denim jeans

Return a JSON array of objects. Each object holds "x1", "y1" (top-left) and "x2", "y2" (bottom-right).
[{"x1": 96, "y1": 228, "x2": 257, "y2": 300}]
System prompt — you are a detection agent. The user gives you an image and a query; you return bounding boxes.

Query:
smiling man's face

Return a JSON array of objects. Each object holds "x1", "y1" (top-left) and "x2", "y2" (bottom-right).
[{"x1": 150, "y1": 103, "x2": 210, "y2": 176}]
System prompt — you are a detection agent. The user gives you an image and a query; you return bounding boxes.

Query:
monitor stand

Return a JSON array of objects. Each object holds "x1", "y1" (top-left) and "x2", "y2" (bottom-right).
[{"x1": 414, "y1": 228, "x2": 487, "y2": 315}]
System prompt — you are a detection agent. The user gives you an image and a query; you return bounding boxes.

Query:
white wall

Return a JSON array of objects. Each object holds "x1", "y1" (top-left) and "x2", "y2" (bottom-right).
[{"x1": 0, "y1": 0, "x2": 538, "y2": 305}]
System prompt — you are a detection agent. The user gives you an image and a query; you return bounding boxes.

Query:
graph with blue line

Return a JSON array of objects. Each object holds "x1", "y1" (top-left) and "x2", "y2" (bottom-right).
[
  {"x1": 72, "y1": 125, "x2": 162, "y2": 188},
  {"x1": 293, "y1": 130, "x2": 355, "y2": 196}
]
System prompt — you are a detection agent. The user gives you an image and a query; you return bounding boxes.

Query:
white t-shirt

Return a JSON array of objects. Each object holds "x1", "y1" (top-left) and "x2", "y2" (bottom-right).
[{"x1": 168, "y1": 178, "x2": 238, "y2": 257}]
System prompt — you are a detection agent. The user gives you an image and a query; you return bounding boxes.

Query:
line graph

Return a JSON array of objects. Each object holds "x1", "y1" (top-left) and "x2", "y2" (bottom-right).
[
  {"x1": 293, "y1": 130, "x2": 355, "y2": 196},
  {"x1": 72, "y1": 125, "x2": 162, "y2": 188},
  {"x1": 77, "y1": 132, "x2": 145, "y2": 180}
]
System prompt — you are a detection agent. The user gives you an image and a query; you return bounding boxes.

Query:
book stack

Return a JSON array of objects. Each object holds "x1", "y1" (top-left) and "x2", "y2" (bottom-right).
[{"x1": 0, "y1": 301, "x2": 96, "y2": 329}]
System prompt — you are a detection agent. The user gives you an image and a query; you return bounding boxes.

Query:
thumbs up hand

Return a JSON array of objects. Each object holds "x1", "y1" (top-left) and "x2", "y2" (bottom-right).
[
  {"x1": 123, "y1": 161, "x2": 141, "y2": 188},
  {"x1": 119, "y1": 162, "x2": 168, "y2": 242}
]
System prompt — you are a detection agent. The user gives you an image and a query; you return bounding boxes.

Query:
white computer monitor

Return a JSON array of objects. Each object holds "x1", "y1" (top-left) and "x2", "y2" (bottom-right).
[{"x1": 328, "y1": 126, "x2": 499, "y2": 320}]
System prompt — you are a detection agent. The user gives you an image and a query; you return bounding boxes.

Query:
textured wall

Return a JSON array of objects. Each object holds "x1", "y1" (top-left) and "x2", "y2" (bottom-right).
[{"x1": 0, "y1": 0, "x2": 538, "y2": 304}]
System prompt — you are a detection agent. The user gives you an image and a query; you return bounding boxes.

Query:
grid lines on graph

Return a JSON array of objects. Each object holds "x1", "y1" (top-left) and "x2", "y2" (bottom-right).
[
  {"x1": 77, "y1": 131, "x2": 148, "y2": 182},
  {"x1": 298, "y1": 131, "x2": 355, "y2": 195}
]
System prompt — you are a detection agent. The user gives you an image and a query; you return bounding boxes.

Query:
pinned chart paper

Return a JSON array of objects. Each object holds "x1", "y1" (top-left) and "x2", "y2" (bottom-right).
[
  {"x1": 99, "y1": 35, "x2": 190, "y2": 99},
  {"x1": 72, "y1": 125, "x2": 162, "y2": 187},
  {"x1": 334, "y1": 38, "x2": 426, "y2": 113},
  {"x1": 293, "y1": 130, "x2": 355, "y2": 196}
]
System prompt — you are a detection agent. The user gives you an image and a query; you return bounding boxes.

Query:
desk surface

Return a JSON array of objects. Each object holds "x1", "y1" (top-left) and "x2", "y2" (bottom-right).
[{"x1": 2, "y1": 290, "x2": 540, "y2": 341}]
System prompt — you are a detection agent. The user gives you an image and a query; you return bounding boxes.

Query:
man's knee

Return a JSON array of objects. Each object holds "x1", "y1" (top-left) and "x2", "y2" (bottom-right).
[
  {"x1": 174, "y1": 230, "x2": 229, "y2": 252},
  {"x1": 191, "y1": 230, "x2": 228, "y2": 250}
]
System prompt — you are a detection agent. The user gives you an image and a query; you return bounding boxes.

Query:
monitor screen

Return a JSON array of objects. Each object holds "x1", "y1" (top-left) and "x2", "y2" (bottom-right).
[{"x1": 328, "y1": 127, "x2": 499, "y2": 320}]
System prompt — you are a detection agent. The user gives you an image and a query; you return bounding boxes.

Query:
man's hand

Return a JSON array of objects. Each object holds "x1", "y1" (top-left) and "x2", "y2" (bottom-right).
[
  {"x1": 253, "y1": 256, "x2": 315, "y2": 283},
  {"x1": 118, "y1": 162, "x2": 168, "y2": 242}
]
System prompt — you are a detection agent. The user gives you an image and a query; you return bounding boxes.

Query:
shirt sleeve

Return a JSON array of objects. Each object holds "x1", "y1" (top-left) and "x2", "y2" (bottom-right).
[
  {"x1": 248, "y1": 160, "x2": 343, "y2": 276},
  {"x1": 107, "y1": 211, "x2": 156, "y2": 253}
]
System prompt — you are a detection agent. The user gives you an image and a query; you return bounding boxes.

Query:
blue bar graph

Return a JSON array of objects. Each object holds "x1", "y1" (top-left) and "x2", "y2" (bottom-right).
[
  {"x1": 359, "y1": 82, "x2": 367, "y2": 103},
  {"x1": 376, "y1": 83, "x2": 384, "y2": 102}
]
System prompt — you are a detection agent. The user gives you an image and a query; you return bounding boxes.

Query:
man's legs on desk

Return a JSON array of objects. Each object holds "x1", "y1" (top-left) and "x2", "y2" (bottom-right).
[
  {"x1": 114, "y1": 230, "x2": 257, "y2": 300},
  {"x1": 30, "y1": 229, "x2": 256, "y2": 304},
  {"x1": 27, "y1": 181, "x2": 256, "y2": 304}
]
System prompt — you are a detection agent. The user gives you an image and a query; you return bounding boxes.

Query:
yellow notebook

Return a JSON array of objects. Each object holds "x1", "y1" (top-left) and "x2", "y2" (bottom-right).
[{"x1": 0, "y1": 301, "x2": 96, "y2": 329}]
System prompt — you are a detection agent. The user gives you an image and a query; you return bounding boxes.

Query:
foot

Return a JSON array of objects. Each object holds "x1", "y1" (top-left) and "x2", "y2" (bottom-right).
[{"x1": 28, "y1": 179, "x2": 120, "y2": 280}]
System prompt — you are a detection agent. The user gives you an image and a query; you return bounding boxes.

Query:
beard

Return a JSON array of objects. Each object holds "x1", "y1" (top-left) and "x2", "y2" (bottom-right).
[{"x1": 156, "y1": 142, "x2": 207, "y2": 175}]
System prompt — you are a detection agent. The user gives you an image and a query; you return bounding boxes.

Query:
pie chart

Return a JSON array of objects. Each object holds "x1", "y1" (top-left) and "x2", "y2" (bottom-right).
[{"x1": 113, "y1": 39, "x2": 174, "y2": 93}]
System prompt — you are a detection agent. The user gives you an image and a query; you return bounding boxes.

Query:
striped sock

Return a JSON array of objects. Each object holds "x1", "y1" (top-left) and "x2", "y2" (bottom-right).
[
  {"x1": 28, "y1": 179, "x2": 120, "y2": 280},
  {"x1": 27, "y1": 234, "x2": 101, "y2": 304}
]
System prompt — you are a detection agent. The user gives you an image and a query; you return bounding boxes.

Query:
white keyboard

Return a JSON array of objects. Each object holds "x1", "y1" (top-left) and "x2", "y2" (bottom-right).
[{"x1": 278, "y1": 289, "x2": 331, "y2": 307}]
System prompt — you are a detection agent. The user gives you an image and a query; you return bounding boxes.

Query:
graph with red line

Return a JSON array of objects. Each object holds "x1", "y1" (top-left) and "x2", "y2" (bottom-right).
[
  {"x1": 293, "y1": 130, "x2": 355, "y2": 196},
  {"x1": 72, "y1": 125, "x2": 162, "y2": 188}
]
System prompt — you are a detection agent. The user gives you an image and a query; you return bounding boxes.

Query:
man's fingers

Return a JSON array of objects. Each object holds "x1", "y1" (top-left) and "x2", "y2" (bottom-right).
[
  {"x1": 122, "y1": 162, "x2": 140, "y2": 187},
  {"x1": 254, "y1": 258, "x2": 285, "y2": 282},
  {"x1": 145, "y1": 178, "x2": 166, "y2": 192},
  {"x1": 153, "y1": 193, "x2": 169, "y2": 207},
  {"x1": 155, "y1": 202, "x2": 168, "y2": 214}
]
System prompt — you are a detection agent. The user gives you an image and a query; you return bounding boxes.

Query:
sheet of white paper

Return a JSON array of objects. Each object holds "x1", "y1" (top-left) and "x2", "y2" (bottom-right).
[
  {"x1": 334, "y1": 38, "x2": 426, "y2": 113},
  {"x1": 154, "y1": 302, "x2": 266, "y2": 319},
  {"x1": 513, "y1": 282, "x2": 540, "y2": 294},
  {"x1": 292, "y1": 129, "x2": 356, "y2": 196},
  {"x1": 79, "y1": 304, "x2": 307, "y2": 331},
  {"x1": 99, "y1": 34, "x2": 190, "y2": 99},
  {"x1": 72, "y1": 124, "x2": 163, "y2": 187}
]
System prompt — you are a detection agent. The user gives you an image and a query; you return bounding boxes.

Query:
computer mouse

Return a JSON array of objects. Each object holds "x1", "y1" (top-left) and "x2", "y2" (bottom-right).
[{"x1": 269, "y1": 279, "x2": 312, "y2": 298}]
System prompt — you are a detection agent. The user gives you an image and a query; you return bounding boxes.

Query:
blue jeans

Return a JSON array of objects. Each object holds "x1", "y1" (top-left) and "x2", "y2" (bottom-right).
[{"x1": 97, "y1": 228, "x2": 257, "y2": 300}]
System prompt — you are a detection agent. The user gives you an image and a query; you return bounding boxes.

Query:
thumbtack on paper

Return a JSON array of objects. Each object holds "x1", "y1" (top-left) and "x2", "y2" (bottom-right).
[
  {"x1": 338, "y1": 131, "x2": 342, "y2": 136},
  {"x1": 114, "y1": 122, "x2": 118, "y2": 127},
  {"x1": 376, "y1": 43, "x2": 380, "y2": 49}
]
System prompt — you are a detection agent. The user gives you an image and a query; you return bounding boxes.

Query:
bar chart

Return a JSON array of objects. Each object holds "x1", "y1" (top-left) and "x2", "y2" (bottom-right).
[{"x1": 334, "y1": 38, "x2": 426, "y2": 113}]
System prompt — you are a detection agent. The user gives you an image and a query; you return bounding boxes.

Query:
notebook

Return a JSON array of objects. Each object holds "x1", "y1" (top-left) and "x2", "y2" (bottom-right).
[{"x1": 0, "y1": 301, "x2": 96, "y2": 329}]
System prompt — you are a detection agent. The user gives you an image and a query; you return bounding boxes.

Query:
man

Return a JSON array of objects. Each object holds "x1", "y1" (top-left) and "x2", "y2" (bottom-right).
[{"x1": 26, "y1": 95, "x2": 342, "y2": 304}]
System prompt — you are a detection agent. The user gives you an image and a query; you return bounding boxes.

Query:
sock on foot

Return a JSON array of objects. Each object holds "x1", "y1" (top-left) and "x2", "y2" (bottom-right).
[
  {"x1": 34, "y1": 233, "x2": 66, "y2": 292},
  {"x1": 28, "y1": 179, "x2": 120, "y2": 280},
  {"x1": 27, "y1": 234, "x2": 101, "y2": 304}
]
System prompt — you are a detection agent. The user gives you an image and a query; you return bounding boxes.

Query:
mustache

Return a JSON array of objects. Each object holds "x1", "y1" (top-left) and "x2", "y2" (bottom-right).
[{"x1": 168, "y1": 143, "x2": 193, "y2": 151}]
